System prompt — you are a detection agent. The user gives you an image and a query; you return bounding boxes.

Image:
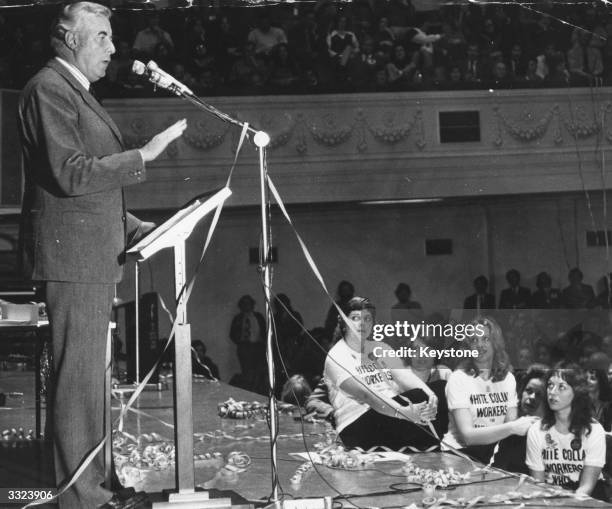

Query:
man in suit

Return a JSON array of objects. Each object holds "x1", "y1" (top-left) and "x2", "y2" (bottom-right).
[
  {"x1": 18, "y1": 3, "x2": 187, "y2": 507},
  {"x1": 498, "y1": 269, "x2": 531, "y2": 309},
  {"x1": 561, "y1": 267, "x2": 595, "y2": 309},
  {"x1": 464, "y1": 275, "x2": 496, "y2": 311}
]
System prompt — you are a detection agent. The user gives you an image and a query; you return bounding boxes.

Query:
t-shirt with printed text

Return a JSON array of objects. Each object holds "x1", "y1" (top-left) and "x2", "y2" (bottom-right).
[
  {"x1": 525, "y1": 420, "x2": 606, "y2": 489},
  {"x1": 442, "y1": 369, "x2": 518, "y2": 450},
  {"x1": 324, "y1": 339, "x2": 399, "y2": 433}
]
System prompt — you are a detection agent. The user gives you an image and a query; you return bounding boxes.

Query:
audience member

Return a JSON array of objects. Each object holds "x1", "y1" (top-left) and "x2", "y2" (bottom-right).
[
  {"x1": 464, "y1": 275, "x2": 496, "y2": 313},
  {"x1": 132, "y1": 13, "x2": 174, "y2": 61},
  {"x1": 531, "y1": 271, "x2": 561, "y2": 308},
  {"x1": 442, "y1": 316, "x2": 538, "y2": 464},
  {"x1": 268, "y1": 43, "x2": 302, "y2": 90},
  {"x1": 506, "y1": 43, "x2": 527, "y2": 79},
  {"x1": 567, "y1": 29, "x2": 603, "y2": 86},
  {"x1": 248, "y1": 12, "x2": 288, "y2": 57},
  {"x1": 386, "y1": 44, "x2": 418, "y2": 87},
  {"x1": 523, "y1": 58, "x2": 543, "y2": 85},
  {"x1": 562, "y1": 267, "x2": 595, "y2": 309},
  {"x1": 323, "y1": 280, "x2": 355, "y2": 340},
  {"x1": 280, "y1": 374, "x2": 312, "y2": 407},
  {"x1": 461, "y1": 43, "x2": 484, "y2": 83},
  {"x1": 2, "y1": 3, "x2": 612, "y2": 95},
  {"x1": 595, "y1": 274, "x2": 612, "y2": 309},
  {"x1": 585, "y1": 368, "x2": 612, "y2": 430},
  {"x1": 272, "y1": 293, "x2": 304, "y2": 387},
  {"x1": 191, "y1": 340, "x2": 220, "y2": 380},
  {"x1": 492, "y1": 365, "x2": 548, "y2": 474},
  {"x1": 324, "y1": 297, "x2": 440, "y2": 450},
  {"x1": 304, "y1": 378, "x2": 334, "y2": 422},
  {"x1": 391, "y1": 282, "x2": 424, "y2": 323},
  {"x1": 228, "y1": 41, "x2": 268, "y2": 90},
  {"x1": 347, "y1": 36, "x2": 379, "y2": 88},
  {"x1": 326, "y1": 14, "x2": 359, "y2": 77},
  {"x1": 229, "y1": 294, "x2": 266, "y2": 392},
  {"x1": 499, "y1": 269, "x2": 531, "y2": 309},
  {"x1": 526, "y1": 362, "x2": 607, "y2": 500}
]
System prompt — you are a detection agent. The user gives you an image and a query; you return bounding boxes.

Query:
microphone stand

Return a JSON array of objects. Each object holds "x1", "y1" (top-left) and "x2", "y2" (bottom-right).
[{"x1": 154, "y1": 84, "x2": 279, "y2": 505}]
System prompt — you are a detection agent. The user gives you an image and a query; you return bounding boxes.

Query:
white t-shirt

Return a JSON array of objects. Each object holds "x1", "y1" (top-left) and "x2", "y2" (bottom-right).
[
  {"x1": 526, "y1": 421, "x2": 606, "y2": 488},
  {"x1": 324, "y1": 340, "x2": 399, "y2": 433},
  {"x1": 442, "y1": 370, "x2": 518, "y2": 450}
]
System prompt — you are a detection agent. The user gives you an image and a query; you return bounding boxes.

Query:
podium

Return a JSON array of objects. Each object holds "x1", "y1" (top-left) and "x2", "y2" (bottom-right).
[{"x1": 127, "y1": 187, "x2": 232, "y2": 507}]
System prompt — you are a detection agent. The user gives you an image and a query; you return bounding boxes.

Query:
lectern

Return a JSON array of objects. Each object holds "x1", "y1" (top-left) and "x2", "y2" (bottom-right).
[{"x1": 127, "y1": 186, "x2": 232, "y2": 508}]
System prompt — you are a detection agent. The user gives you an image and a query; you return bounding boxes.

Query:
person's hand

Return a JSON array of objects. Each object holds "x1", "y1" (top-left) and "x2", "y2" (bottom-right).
[
  {"x1": 510, "y1": 415, "x2": 540, "y2": 436},
  {"x1": 140, "y1": 119, "x2": 188, "y2": 162},
  {"x1": 425, "y1": 390, "x2": 438, "y2": 411},
  {"x1": 397, "y1": 402, "x2": 433, "y2": 425}
]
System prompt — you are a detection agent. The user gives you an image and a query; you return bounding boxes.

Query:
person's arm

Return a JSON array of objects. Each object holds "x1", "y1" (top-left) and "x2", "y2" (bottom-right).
[
  {"x1": 446, "y1": 372, "x2": 538, "y2": 445},
  {"x1": 526, "y1": 423, "x2": 545, "y2": 481},
  {"x1": 339, "y1": 375, "x2": 432, "y2": 423},
  {"x1": 305, "y1": 379, "x2": 334, "y2": 419},
  {"x1": 452, "y1": 406, "x2": 535, "y2": 445},
  {"x1": 504, "y1": 405, "x2": 518, "y2": 423},
  {"x1": 374, "y1": 343, "x2": 437, "y2": 408},
  {"x1": 327, "y1": 32, "x2": 338, "y2": 57},
  {"x1": 576, "y1": 466, "x2": 601, "y2": 496},
  {"x1": 390, "y1": 366, "x2": 437, "y2": 407},
  {"x1": 577, "y1": 423, "x2": 606, "y2": 495},
  {"x1": 20, "y1": 82, "x2": 186, "y2": 196},
  {"x1": 410, "y1": 27, "x2": 442, "y2": 45}
]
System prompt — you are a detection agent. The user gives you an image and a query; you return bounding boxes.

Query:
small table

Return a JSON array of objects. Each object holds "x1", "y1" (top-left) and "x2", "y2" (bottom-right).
[{"x1": 0, "y1": 320, "x2": 50, "y2": 438}]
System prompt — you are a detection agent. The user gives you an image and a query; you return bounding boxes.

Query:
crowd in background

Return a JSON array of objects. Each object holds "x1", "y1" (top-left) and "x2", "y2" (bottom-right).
[
  {"x1": 0, "y1": 0, "x2": 611, "y2": 96},
  {"x1": 221, "y1": 270, "x2": 612, "y2": 500}
]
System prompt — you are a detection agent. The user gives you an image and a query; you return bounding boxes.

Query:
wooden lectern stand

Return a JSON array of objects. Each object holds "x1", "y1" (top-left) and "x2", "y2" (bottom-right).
[{"x1": 127, "y1": 187, "x2": 232, "y2": 508}]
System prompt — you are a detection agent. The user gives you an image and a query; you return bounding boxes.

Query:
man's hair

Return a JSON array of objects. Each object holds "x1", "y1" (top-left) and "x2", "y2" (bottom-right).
[{"x1": 50, "y1": 2, "x2": 111, "y2": 55}]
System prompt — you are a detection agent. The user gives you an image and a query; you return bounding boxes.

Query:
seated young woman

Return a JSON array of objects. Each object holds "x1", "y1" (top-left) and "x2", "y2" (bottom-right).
[
  {"x1": 442, "y1": 316, "x2": 539, "y2": 464},
  {"x1": 323, "y1": 296, "x2": 440, "y2": 451},
  {"x1": 526, "y1": 361, "x2": 607, "y2": 501},
  {"x1": 492, "y1": 364, "x2": 548, "y2": 473}
]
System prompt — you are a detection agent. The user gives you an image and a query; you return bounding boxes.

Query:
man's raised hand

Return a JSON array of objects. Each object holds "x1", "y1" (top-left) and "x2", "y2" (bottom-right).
[{"x1": 140, "y1": 119, "x2": 188, "y2": 162}]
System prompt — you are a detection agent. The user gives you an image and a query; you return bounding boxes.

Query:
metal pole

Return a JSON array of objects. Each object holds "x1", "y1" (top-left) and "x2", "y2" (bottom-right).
[
  {"x1": 135, "y1": 261, "x2": 140, "y2": 383},
  {"x1": 255, "y1": 133, "x2": 278, "y2": 502}
]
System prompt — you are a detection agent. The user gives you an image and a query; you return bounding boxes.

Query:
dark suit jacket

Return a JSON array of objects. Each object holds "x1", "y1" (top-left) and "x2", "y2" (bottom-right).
[
  {"x1": 498, "y1": 286, "x2": 531, "y2": 309},
  {"x1": 463, "y1": 293, "x2": 496, "y2": 310},
  {"x1": 229, "y1": 311, "x2": 266, "y2": 344},
  {"x1": 19, "y1": 59, "x2": 145, "y2": 283}
]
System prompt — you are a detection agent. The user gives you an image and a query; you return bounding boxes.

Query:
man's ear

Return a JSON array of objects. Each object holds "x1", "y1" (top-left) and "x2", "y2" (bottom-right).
[{"x1": 64, "y1": 29, "x2": 78, "y2": 50}]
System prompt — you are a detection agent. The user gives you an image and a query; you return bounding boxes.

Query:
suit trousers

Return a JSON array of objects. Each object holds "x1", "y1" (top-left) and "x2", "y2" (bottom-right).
[{"x1": 46, "y1": 282, "x2": 115, "y2": 509}]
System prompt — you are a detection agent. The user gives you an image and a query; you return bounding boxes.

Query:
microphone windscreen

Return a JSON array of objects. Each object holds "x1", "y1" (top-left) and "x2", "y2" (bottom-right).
[
  {"x1": 131, "y1": 60, "x2": 146, "y2": 75},
  {"x1": 146, "y1": 60, "x2": 160, "y2": 72}
]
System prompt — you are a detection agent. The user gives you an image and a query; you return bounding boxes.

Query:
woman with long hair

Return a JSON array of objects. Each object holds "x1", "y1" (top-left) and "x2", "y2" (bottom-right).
[
  {"x1": 324, "y1": 297, "x2": 439, "y2": 450},
  {"x1": 492, "y1": 364, "x2": 548, "y2": 473},
  {"x1": 385, "y1": 44, "x2": 418, "y2": 86},
  {"x1": 442, "y1": 316, "x2": 538, "y2": 463},
  {"x1": 526, "y1": 362, "x2": 607, "y2": 499},
  {"x1": 586, "y1": 368, "x2": 612, "y2": 430}
]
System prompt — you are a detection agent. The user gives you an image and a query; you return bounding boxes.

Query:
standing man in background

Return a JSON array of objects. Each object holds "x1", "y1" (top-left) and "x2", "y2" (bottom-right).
[{"x1": 18, "y1": 2, "x2": 187, "y2": 507}]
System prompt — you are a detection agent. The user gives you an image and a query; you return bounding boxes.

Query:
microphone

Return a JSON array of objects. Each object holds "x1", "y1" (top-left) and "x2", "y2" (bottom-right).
[{"x1": 131, "y1": 60, "x2": 194, "y2": 96}]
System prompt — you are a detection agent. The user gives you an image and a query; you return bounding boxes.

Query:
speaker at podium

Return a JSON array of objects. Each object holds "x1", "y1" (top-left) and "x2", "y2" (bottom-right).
[{"x1": 123, "y1": 292, "x2": 161, "y2": 384}]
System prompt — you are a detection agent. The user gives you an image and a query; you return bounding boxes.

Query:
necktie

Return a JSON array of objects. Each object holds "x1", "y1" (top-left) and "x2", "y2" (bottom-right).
[{"x1": 89, "y1": 86, "x2": 101, "y2": 104}]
